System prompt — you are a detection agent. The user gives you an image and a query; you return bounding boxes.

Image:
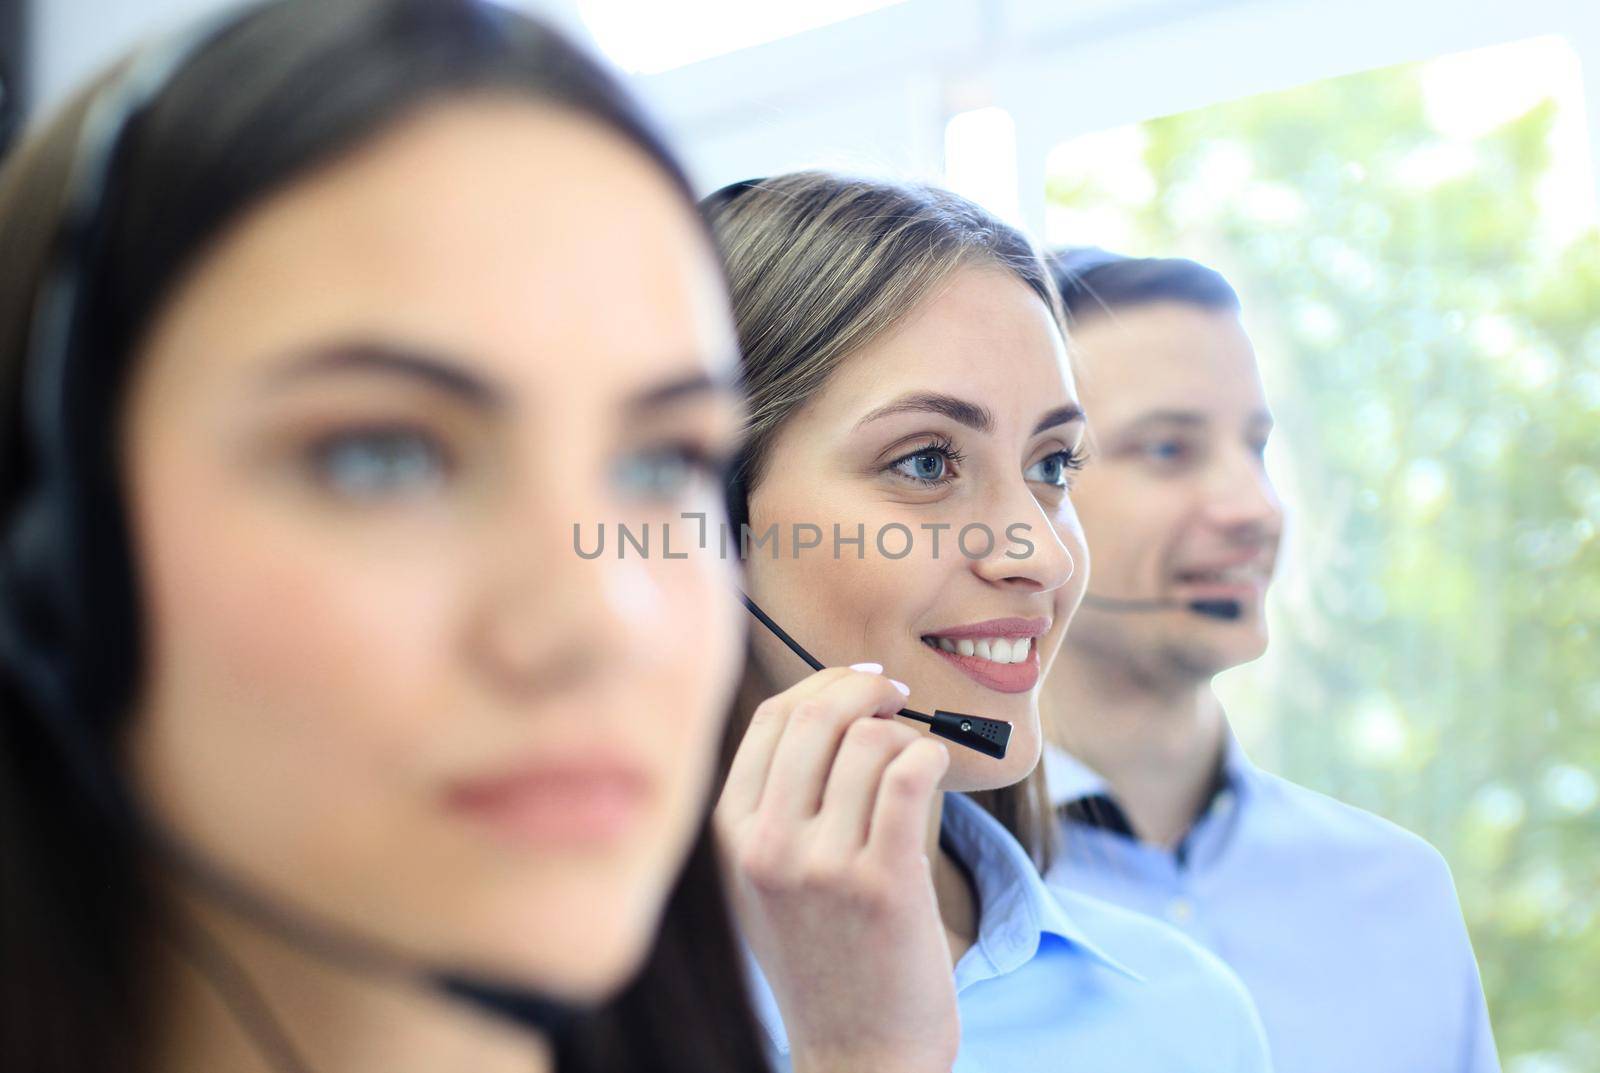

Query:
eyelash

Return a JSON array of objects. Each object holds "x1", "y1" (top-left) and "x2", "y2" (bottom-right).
[
  {"x1": 885, "y1": 434, "x2": 967, "y2": 486},
  {"x1": 613, "y1": 439, "x2": 734, "y2": 503},
  {"x1": 302, "y1": 422, "x2": 453, "y2": 502},
  {"x1": 1041, "y1": 445, "x2": 1090, "y2": 482},
  {"x1": 884, "y1": 437, "x2": 1089, "y2": 488}
]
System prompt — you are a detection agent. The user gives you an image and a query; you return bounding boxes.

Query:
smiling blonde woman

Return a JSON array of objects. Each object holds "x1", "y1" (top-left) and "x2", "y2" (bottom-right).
[{"x1": 706, "y1": 172, "x2": 1277, "y2": 1073}]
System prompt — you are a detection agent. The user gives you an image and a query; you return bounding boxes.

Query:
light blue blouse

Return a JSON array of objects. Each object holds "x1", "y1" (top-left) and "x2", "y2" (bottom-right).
[
  {"x1": 742, "y1": 790, "x2": 1274, "y2": 1072},
  {"x1": 1045, "y1": 737, "x2": 1499, "y2": 1073}
]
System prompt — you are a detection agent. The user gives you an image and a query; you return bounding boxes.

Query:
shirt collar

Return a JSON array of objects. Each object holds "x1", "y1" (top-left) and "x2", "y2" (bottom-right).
[
  {"x1": 1042, "y1": 741, "x2": 1111, "y2": 807},
  {"x1": 740, "y1": 792, "x2": 1143, "y2": 1057},
  {"x1": 1044, "y1": 729, "x2": 1256, "y2": 812},
  {"x1": 941, "y1": 792, "x2": 1142, "y2": 986}
]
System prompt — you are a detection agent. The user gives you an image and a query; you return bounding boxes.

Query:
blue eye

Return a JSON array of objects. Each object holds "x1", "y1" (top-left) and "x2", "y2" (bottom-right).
[
  {"x1": 309, "y1": 427, "x2": 450, "y2": 501},
  {"x1": 886, "y1": 436, "x2": 964, "y2": 486},
  {"x1": 1144, "y1": 440, "x2": 1189, "y2": 463},
  {"x1": 613, "y1": 443, "x2": 723, "y2": 501},
  {"x1": 1025, "y1": 448, "x2": 1087, "y2": 487},
  {"x1": 893, "y1": 450, "x2": 948, "y2": 482}
]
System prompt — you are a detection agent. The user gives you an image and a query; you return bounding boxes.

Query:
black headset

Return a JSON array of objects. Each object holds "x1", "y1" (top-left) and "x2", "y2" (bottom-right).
[
  {"x1": 0, "y1": 6, "x2": 233, "y2": 821},
  {"x1": 0, "y1": 10, "x2": 581, "y2": 1067}
]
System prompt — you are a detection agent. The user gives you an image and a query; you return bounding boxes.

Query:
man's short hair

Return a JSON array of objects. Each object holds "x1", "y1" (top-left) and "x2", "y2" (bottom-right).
[{"x1": 1048, "y1": 246, "x2": 1241, "y2": 325}]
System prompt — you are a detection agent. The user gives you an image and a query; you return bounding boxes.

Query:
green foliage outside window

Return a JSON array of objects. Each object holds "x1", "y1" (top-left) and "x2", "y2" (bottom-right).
[{"x1": 1047, "y1": 40, "x2": 1600, "y2": 1071}]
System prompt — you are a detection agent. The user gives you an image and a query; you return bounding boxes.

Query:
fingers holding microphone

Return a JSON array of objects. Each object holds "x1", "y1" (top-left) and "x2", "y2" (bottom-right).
[{"x1": 716, "y1": 664, "x2": 960, "y2": 1073}]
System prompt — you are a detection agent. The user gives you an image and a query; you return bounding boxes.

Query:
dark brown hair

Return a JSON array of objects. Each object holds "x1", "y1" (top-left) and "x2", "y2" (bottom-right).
[
  {"x1": 0, "y1": 3, "x2": 766, "y2": 1071},
  {"x1": 1048, "y1": 246, "x2": 1241, "y2": 325}
]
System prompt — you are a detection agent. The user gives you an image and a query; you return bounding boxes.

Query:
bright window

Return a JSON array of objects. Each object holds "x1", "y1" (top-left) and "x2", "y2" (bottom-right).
[
  {"x1": 571, "y1": 0, "x2": 906, "y2": 74},
  {"x1": 1046, "y1": 35, "x2": 1599, "y2": 1070}
]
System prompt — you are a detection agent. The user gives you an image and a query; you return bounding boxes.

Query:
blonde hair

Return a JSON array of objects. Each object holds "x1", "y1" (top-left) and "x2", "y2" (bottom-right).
[{"x1": 707, "y1": 171, "x2": 1062, "y2": 869}]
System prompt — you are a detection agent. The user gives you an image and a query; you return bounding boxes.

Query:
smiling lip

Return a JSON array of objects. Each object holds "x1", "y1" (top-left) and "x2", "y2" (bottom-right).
[
  {"x1": 443, "y1": 758, "x2": 651, "y2": 848},
  {"x1": 924, "y1": 641, "x2": 1041, "y2": 693},
  {"x1": 1174, "y1": 578, "x2": 1266, "y2": 601},
  {"x1": 922, "y1": 616, "x2": 1051, "y2": 641},
  {"x1": 1172, "y1": 560, "x2": 1273, "y2": 604},
  {"x1": 918, "y1": 616, "x2": 1049, "y2": 694}
]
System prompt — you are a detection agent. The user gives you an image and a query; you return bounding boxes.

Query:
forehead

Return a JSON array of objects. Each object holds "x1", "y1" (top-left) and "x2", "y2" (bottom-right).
[
  {"x1": 139, "y1": 96, "x2": 732, "y2": 400},
  {"x1": 1067, "y1": 302, "x2": 1264, "y2": 421},
  {"x1": 815, "y1": 264, "x2": 1077, "y2": 419}
]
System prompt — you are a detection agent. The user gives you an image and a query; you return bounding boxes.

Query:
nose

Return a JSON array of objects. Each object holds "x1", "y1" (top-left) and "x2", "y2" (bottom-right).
[
  {"x1": 466, "y1": 474, "x2": 663, "y2": 700},
  {"x1": 966, "y1": 478, "x2": 1079, "y2": 593},
  {"x1": 1203, "y1": 447, "x2": 1284, "y2": 541}
]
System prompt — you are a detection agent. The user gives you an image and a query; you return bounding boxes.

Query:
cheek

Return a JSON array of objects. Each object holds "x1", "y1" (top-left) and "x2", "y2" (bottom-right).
[
  {"x1": 744, "y1": 494, "x2": 926, "y2": 680},
  {"x1": 1074, "y1": 473, "x2": 1177, "y2": 577},
  {"x1": 126, "y1": 467, "x2": 461, "y2": 879},
  {"x1": 747, "y1": 550, "x2": 906, "y2": 674},
  {"x1": 744, "y1": 485, "x2": 904, "y2": 674},
  {"x1": 636, "y1": 552, "x2": 743, "y2": 811}
]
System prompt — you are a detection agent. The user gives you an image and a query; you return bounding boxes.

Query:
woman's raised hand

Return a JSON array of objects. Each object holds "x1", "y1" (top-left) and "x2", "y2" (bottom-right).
[{"x1": 716, "y1": 665, "x2": 959, "y2": 1073}]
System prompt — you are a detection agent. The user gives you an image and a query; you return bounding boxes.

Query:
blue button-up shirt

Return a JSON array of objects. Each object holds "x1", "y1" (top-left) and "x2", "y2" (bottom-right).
[
  {"x1": 1044, "y1": 737, "x2": 1499, "y2": 1073},
  {"x1": 743, "y1": 790, "x2": 1273, "y2": 1072}
]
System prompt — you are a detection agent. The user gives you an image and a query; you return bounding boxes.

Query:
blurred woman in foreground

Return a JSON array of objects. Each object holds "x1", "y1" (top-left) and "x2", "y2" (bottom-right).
[{"x1": 0, "y1": 2, "x2": 767, "y2": 1070}]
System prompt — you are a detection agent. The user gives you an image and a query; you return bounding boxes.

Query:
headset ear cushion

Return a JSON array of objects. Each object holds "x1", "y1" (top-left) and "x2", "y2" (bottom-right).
[
  {"x1": 0, "y1": 492, "x2": 72, "y2": 703},
  {"x1": 723, "y1": 459, "x2": 749, "y2": 537},
  {"x1": 0, "y1": 529, "x2": 26, "y2": 672},
  {"x1": 7, "y1": 494, "x2": 67, "y2": 623},
  {"x1": 0, "y1": 489, "x2": 127, "y2": 816}
]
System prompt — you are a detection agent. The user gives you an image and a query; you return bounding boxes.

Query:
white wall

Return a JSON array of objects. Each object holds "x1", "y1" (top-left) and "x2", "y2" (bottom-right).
[
  {"x1": 641, "y1": 0, "x2": 1600, "y2": 235},
  {"x1": 28, "y1": 0, "x2": 1600, "y2": 238}
]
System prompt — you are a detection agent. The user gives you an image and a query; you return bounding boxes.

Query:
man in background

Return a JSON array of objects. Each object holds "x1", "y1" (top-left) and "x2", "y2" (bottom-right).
[{"x1": 1041, "y1": 248, "x2": 1499, "y2": 1073}]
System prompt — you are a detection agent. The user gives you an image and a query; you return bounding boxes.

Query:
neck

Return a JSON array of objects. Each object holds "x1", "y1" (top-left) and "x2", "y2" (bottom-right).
[
  {"x1": 1041, "y1": 642, "x2": 1227, "y2": 848},
  {"x1": 923, "y1": 791, "x2": 979, "y2": 966},
  {"x1": 146, "y1": 882, "x2": 552, "y2": 1073}
]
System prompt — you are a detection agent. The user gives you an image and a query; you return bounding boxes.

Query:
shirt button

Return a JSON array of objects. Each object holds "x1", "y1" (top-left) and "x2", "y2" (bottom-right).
[{"x1": 1167, "y1": 898, "x2": 1195, "y2": 924}]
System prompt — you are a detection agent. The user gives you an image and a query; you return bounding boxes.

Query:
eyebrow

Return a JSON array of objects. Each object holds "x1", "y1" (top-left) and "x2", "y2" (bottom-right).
[
  {"x1": 1121, "y1": 409, "x2": 1208, "y2": 432},
  {"x1": 1121, "y1": 409, "x2": 1275, "y2": 433},
  {"x1": 627, "y1": 368, "x2": 740, "y2": 413},
  {"x1": 1033, "y1": 404, "x2": 1086, "y2": 436},
  {"x1": 260, "y1": 342, "x2": 737, "y2": 413},
  {"x1": 855, "y1": 391, "x2": 1083, "y2": 438},
  {"x1": 855, "y1": 392, "x2": 993, "y2": 433},
  {"x1": 261, "y1": 342, "x2": 504, "y2": 408}
]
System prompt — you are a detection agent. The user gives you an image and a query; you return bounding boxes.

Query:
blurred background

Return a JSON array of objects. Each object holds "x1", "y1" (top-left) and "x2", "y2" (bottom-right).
[{"x1": 9, "y1": 0, "x2": 1600, "y2": 1068}]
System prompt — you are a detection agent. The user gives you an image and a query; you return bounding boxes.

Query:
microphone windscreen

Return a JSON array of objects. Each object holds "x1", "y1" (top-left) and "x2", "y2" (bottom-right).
[{"x1": 1188, "y1": 599, "x2": 1243, "y2": 620}]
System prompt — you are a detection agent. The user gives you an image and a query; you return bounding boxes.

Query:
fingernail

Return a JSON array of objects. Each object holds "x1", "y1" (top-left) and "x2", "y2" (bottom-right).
[
  {"x1": 889, "y1": 678, "x2": 911, "y2": 697},
  {"x1": 849, "y1": 662, "x2": 883, "y2": 673}
]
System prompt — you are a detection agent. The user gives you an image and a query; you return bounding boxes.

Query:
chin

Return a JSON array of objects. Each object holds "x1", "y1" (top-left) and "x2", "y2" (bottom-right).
[
  {"x1": 1174, "y1": 633, "x2": 1268, "y2": 677},
  {"x1": 429, "y1": 844, "x2": 681, "y2": 1005},
  {"x1": 938, "y1": 712, "x2": 1043, "y2": 793},
  {"x1": 455, "y1": 893, "x2": 660, "y2": 1005},
  {"x1": 535, "y1": 925, "x2": 654, "y2": 1004}
]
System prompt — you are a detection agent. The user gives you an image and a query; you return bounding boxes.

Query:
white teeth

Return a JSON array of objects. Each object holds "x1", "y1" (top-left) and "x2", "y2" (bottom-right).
[
  {"x1": 924, "y1": 635, "x2": 1034, "y2": 665},
  {"x1": 1188, "y1": 566, "x2": 1256, "y2": 584}
]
